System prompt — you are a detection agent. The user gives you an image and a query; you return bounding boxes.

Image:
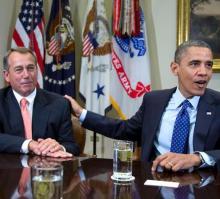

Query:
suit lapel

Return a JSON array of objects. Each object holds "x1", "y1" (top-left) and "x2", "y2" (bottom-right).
[
  {"x1": 150, "y1": 88, "x2": 177, "y2": 135},
  {"x1": 7, "y1": 90, "x2": 24, "y2": 136},
  {"x1": 143, "y1": 88, "x2": 176, "y2": 161},
  {"x1": 32, "y1": 90, "x2": 50, "y2": 139},
  {"x1": 193, "y1": 92, "x2": 215, "y2": 151}
]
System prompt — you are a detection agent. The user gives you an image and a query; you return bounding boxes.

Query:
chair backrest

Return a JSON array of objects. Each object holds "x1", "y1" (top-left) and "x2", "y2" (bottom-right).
[
  {"x1": 71, "y1": 116, "x2": 86, "y2": 155},
  {"x1": 133, "y1": 142, "x2": 141, "y2": 160}
]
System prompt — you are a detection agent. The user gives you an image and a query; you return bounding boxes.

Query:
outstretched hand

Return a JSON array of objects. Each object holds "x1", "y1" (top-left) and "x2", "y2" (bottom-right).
[{"x1": 64, "y1": 95, "x2": 83, "y2": 118}]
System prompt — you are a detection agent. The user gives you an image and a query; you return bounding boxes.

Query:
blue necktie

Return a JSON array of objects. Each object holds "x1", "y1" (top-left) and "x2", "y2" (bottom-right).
[{"x1": 170, "y1": 100, "x2": 192, "y2": 153}]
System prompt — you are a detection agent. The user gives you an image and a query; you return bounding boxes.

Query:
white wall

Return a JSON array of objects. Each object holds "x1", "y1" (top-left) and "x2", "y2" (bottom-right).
[
  {"x1": 151, "y1": 0, "x2": 178, "y2": 89},
  {"x1": 0, "y1": 1, "x2": 16, "y2": 86}
]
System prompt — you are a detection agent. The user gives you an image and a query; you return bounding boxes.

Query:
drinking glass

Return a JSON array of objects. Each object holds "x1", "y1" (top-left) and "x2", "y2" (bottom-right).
[
  {"x1": 112, "y1": 140, "x2": 135, "y2": 181},
  {"x1": 31, "y1": 164, "x2": 63, "y2": 199}
]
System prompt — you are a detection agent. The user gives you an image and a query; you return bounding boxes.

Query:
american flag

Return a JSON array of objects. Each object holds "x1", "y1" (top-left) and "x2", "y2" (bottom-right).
[
  {"x1": 48, "y1": 35, "x2": 60, "y2": 56},
  {"x1": 11, "y1": 0, "x2": 45, "y2": 88},
  {"x1": 82, "y1": 31, "x2": 98, "y2": 56},
  {"x1": 44, "y1": 0, "x2": 75, "y2": 97},
  {"x1": 80, "y1": 0, "x2": 112, "y2": 157}
]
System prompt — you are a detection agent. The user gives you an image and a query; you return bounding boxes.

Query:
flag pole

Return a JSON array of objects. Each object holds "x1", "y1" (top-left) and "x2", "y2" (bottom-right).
[
  {"x1": 93, "y1": 132, "x2": 97, "y2": 155},
  {"x1": 92, "y1": 0, "x2": 97, "y2": 157}
]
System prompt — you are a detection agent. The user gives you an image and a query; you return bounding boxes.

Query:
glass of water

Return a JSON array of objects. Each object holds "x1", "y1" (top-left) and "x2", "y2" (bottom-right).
[
  {"x1": 31, "y1": 164, "x2": 63, "y2": 199},
  {"x1": 112, "y1": 140, "x2": 135, "y2": 181}
]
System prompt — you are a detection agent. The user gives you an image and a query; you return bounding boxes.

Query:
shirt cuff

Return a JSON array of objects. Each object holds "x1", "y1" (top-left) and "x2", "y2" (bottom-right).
[
  {"x1": 79, "y1": 109, "x2": 87, "y2": 123},
  {"x1": 195, "y1": 151, "x2": 216, "y2": 167},
  {"x1": 21, "y1": 139, "x2": 32, "y2": 154},
  {"x1": 61, "y1": 145, "x2": 66, "y2": 152}
]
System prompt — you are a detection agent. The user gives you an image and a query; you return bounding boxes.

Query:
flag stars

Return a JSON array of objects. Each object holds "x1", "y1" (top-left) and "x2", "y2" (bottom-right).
[
  {"x1": 44, "y1": 77, "x2": 75, "y2": 85},
  {"x1": 65, "y1": 6, "x2": 71, "y2": 11},
  {"x1": 93, "y1": 84, "x2": 105, "y2": 99}
]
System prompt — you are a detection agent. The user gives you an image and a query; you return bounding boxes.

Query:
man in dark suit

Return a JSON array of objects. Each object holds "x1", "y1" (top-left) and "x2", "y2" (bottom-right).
[
  {"x1": 0, "y1": 47, "x2": 79, "y2": 157},
  {"x1": 65, "y1": 40, "x2": 220, "y2": 171}
]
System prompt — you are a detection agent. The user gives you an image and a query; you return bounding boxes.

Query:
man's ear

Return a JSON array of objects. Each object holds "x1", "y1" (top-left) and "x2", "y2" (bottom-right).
[
  {"x1": 170, "y1": 61, "x2": 179, "y2": 76},
  {"x1": 3, "y1": 70, "x2": 10, "y2": 83}
]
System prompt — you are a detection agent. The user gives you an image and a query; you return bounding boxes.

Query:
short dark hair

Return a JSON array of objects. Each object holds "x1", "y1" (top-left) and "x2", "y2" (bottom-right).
[
  {"x1": 174, "y1": 40, "x2": 213, "y2": 63},
  {"x1": 3, "y1": 47, "x2": 37, "y2": 71}
]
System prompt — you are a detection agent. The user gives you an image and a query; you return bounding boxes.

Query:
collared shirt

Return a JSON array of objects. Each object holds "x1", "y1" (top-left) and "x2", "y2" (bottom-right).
[
  {"x1": 154, "y1": 88, "x2": 215, "y2": 166},
  {"x1": 13, "y1": 89, "x2": 36, "y2": 154},
  {"x1": 154, "y1": 88, "x2": 199, "y2": 155},
  {"x1": 13, "y1": 89, "x2": 36, "y2": 119}
]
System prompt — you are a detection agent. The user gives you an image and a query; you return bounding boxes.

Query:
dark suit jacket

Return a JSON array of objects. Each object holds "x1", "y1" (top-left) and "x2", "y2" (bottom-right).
[
  {"x1": 82, "y1": 87, "x2": 220, "y2": 162},
  {"x1": 0, "y1": 86, "x2": 79, "y2": 155}
]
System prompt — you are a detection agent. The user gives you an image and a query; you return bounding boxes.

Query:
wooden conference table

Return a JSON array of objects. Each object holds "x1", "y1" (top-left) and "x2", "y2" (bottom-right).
[{"x1": 0, "y1": 154, "x2": 220, "y2": 199}]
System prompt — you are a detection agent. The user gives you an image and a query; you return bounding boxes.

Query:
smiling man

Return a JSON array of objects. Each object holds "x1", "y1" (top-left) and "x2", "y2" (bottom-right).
[
  {"x1": 65, "y1": 40, "x2": 220, "y2": 172},
  {"x1": 0, "y1": 47, "x2": 79, "y2": 157}
]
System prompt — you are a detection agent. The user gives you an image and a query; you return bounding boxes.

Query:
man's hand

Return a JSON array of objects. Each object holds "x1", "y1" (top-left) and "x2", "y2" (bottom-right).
[
  {"x1": 28, "y1": 140, "x2": 41, "y2": 155},
  {"x1": 64, "y1": 95, "x2": 83, "y2": 118},
  {"x1": 37, "y1": 138, "x2": 64, "y2": 155},
  {"x1": 151, "y1": 152, "x2": 201, "y2": 172},
  {"x1": 28, "y1": 138, "x2": 73, "y2": 158}
]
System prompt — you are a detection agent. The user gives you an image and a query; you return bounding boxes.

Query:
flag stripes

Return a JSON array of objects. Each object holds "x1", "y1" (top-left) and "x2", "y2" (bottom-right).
[
  {"x1": 82, "y1": 32, "x2": 98, "y2": 56},
  {"x1": 11, "y1": 0, "x2": 45, "y2": 88}
]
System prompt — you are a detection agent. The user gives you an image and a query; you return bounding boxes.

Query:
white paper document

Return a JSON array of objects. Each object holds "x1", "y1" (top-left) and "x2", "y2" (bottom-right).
[{"x1": 144, "y1": 180, "x2": 180, "y2": 188}]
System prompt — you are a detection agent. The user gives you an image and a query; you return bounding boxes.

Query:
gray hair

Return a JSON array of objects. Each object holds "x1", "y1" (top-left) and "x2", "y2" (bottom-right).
[
  {"x1": 3, "y1": 47, "x2": 37, "y2": 71},
  {"x1": 174, "y1": 40, "x2": 212, "y2": 63}
]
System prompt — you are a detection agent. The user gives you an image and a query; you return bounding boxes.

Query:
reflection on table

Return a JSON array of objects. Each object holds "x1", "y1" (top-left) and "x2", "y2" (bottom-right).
[{"x1": 0, "y1": 154, "x2": 219, "y2": 199}]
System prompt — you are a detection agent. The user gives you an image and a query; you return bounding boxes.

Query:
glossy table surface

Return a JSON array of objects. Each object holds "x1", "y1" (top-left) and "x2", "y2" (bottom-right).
[{"x1": 0, "y1": 154, "x2": 220, "y2": 199}]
